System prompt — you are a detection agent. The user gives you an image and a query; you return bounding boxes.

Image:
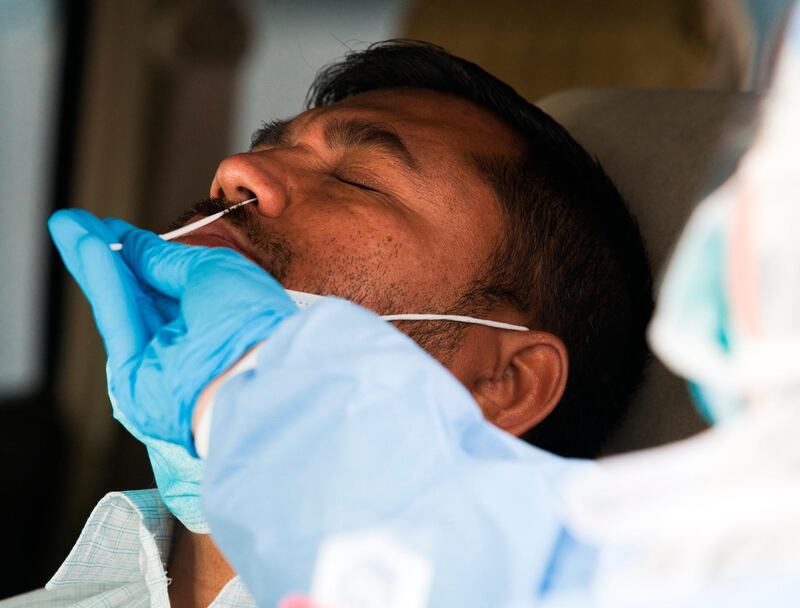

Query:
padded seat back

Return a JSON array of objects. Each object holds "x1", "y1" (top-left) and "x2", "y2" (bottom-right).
[{"x1": 538, "y1": 89, "x2": 761, "y2": 453}]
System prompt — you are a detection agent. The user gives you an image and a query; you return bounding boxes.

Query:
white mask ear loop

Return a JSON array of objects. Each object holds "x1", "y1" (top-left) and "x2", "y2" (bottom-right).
[
  {"x1": 287, "y1": 289, "x2": 528, "y2": 331},
  {"x1": 381, "y1": 313, "x2": 528, "y2": 332},
  {"x1": 286, "y1": 290, "x2": 529, "y2": 332},
  {"x1": 108, "y1": 198, "x2": 258, "y2": 251}
]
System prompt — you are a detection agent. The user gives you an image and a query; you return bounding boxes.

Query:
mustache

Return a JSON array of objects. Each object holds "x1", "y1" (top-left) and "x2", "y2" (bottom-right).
[{"x1": 169, "y1": 197, "x2": 293, "y2": 282}]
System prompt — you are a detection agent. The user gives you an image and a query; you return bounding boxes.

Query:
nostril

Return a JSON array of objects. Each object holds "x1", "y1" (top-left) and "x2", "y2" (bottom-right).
[
  {"x1": 210, "y1": 179, "x2": 226, "y2": 201},
  {"x1": 210, "y1": 181, "x2": 256, "y2": 204},
  {"x1": 235, "y1": 188, "x2": 257, "y2": 203}
]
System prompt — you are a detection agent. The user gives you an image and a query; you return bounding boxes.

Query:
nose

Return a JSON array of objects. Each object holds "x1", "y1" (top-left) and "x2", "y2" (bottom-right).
[{"x1": 210, "y1": 152, "x2": 289, "y2": 218}]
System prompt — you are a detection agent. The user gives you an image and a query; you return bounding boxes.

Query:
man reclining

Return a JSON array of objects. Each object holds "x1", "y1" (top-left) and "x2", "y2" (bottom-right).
[{"x1": 14, "y1": 40, "x2": 651, "y2": 606}]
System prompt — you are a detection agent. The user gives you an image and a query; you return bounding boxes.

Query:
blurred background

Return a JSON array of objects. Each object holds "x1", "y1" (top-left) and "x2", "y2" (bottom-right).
[{"x1": 0, "y1": 0, "x2": 795, "y2": 597}]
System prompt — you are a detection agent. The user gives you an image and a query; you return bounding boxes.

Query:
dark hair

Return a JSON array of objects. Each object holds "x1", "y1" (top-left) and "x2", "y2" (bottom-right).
[{"x1": 307, "y1": 40, "x2": 653, "y2": 458}]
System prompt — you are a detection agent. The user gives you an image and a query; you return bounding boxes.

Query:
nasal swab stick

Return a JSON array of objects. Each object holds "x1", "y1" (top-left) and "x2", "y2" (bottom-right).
[{"x1": 108, "y1": 198, "x2": 257, "y2": 251}]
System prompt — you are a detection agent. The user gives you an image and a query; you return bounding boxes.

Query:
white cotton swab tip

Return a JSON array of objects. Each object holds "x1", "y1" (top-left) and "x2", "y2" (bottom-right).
[{"x1": 108, "y1": 198, "x2": 257, "y2": 251}]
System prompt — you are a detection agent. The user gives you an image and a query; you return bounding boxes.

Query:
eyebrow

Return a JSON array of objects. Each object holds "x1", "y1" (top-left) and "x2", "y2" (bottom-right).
[
  {"x1": 250, "y1": 117, "x2": 419, "y2": 172},
  {"x1": 323, "y1": 118, "x2": 419, "y2": 171},
  {"x1": 250, "y1": 118, "x2": 293, "y2": 149}
]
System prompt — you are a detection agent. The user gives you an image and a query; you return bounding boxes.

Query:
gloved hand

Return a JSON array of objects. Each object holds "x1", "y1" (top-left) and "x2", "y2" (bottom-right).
[{"x1": 49, "y1": 209, "x2": 298, "y2": 455}]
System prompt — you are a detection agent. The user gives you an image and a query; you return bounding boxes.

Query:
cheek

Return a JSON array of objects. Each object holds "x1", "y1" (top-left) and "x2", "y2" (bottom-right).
[
  {"x1": 280, "y1": 211, "x2": 433, "y2": 309},
  {"x1": 276, "y1": 200, "x2": 482, "y2": 312},
  {"x1": 304, "y1": 211, "x2": 410, "y2": 267}
]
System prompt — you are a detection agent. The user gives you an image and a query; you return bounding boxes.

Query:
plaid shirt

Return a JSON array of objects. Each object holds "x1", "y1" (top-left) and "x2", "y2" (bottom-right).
[{"x1": 2, "y1": 490, "x2": 256, "y2": 607}]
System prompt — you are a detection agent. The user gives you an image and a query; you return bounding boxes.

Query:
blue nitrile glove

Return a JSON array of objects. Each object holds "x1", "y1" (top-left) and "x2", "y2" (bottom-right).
[
  {"x1": 48, "y1": 209, "x2": 298, "y2": 455},
  {"x1": 50, "y1": 209, "x2": 208, "y2": 530}
]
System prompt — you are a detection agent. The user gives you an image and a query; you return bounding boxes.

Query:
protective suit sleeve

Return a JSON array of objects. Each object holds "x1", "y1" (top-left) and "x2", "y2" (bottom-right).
[{"x1": 201, "y1": 298, "x2": 594, "y2": 607}]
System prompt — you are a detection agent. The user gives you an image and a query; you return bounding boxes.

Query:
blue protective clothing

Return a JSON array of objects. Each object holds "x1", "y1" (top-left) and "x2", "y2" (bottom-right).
[{"x1": 200, "y1": 297, "x2": 596, "y2": 607}]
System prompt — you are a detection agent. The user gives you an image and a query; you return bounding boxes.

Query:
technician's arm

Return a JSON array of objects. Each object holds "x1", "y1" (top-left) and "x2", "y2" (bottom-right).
[
  {"x1": 198, "y1": 299, "x2": 593, "y2": 608},
  {"x1": 47, "y1": 210, "x2": 591, "y2": 607}
]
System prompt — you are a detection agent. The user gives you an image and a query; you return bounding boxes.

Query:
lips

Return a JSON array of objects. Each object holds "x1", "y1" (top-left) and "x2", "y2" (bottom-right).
[{"x1": 173, "y1": 217, "x2": 259, "y2": 265}]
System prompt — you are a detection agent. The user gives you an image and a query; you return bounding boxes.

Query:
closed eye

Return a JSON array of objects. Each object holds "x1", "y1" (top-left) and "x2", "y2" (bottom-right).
[{"x1": 333, "y1": 174, "x2": 380, "y2": 193}]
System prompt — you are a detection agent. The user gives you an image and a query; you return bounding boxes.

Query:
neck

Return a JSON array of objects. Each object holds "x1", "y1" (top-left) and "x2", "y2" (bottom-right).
[{"x1": 167, "y1": 524, "x2": 235, "y2": 608}]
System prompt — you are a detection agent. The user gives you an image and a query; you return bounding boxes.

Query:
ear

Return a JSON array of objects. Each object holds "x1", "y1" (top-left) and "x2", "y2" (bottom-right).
[{"x1": 470, "y1": 331, "x2": 568, "y2": 437}]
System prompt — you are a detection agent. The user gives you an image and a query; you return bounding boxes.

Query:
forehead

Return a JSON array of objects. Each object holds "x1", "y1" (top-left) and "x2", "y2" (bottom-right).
[{"x1": 305, "y1": 88, "x2": 522, "y2": 160}]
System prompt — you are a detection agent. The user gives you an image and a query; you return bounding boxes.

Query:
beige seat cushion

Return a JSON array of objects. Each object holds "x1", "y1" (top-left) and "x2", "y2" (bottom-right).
[{"x1": 538, "y1": 89, "x2": 761, "y2": 453}]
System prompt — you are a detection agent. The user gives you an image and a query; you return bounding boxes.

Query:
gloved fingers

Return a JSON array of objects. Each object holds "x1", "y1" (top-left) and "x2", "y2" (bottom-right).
[
  {"x1": 103, "y1": 217, "x2": 139, "y2": 241},
  {"x1": 49, "y1": 210, "x2": 170, "y2": 338},
  {"x1": 101, "y1": 218, "x2": 177, "y2": 331},
  {"x1": 120, "y1": 226, "x2": 207, "y2": 298},
  {"x1": 120, "y1": 222, "x2": 297, "y2": 336},
  {"x1": 49, "y1": 209, "x2": 118, "y2": 290},
  {"x1": 144, "y1": 282, "x2": 181, "y2": 323},
  {"x1": 120, "y1": 225, "x2": 286, "y2": 298},
  {"x1": 130, "y1": 278, "x2": 172, "y2": 337},
  {"x1": 50, "y1": 210, "x2": 164, "y2": 334},
  {"x1": 75, "y1": 232, "x2": 150, "y2": 368},
  {"x1": 50, "y1": 211, "x2": 152, "y2": 302}
]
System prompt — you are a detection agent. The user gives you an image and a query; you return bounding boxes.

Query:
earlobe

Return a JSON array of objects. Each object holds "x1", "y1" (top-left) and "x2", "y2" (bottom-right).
[{"x1": 473, "y1": 332, "x2": 568, "y2": 437}]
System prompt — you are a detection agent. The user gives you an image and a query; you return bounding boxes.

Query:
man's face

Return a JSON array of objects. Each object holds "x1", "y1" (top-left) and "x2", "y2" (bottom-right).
[{"x1": 176, "y1": 89, "x2": 522, "y2": 360}]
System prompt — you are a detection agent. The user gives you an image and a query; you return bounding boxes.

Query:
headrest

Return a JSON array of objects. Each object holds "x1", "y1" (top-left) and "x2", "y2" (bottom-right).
[{"x1": 538, "y1": 88, "x2": 761, "y2": 453}]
